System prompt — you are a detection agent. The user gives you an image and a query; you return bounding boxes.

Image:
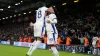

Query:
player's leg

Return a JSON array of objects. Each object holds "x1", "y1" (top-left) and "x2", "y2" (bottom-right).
[
  {"x1": 26, "y1": 38, "x2": 42, "y2": 56},
  {"x1": 26, "y1": 25, "x2": 43, "y2": 56},
  {"x1": 93, "y1": 48, "x2": 97, "y2": 55},
  {"x1": 26, "y1": 38, "x2": 36, "y2": 55},
  {"x1": 93, "y1": 45, "x2": 97, "y2": 55},
  {"x1": 29, "y1": 38, "x2": 42, "y2": 55},
  {"x1": 47, "y1": 33, "x2": 59, "y2": 56},
  {"x1": 48, "y1": 45, "x2": 59, "y2": 56},
  {"x1": 51, "y1": 46, "x2": 59, "y2": 56}
]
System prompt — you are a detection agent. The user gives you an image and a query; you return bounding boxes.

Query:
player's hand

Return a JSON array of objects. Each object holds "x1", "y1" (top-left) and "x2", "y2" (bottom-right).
[
  {"x1": 30, "y1": 22, "x2": 33, "y2": 26},
  {"x1": 47, "y1": 20, "x2": 51, "y2": 23}
]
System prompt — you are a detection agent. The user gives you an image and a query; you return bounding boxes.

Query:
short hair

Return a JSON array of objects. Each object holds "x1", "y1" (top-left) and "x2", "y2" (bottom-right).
[
  {"x1": 36, "y1": 1, "x2": 46, "y2": 8},
  {"x1": 51, "y1": 6, "x2": 57, "y2": 14}
]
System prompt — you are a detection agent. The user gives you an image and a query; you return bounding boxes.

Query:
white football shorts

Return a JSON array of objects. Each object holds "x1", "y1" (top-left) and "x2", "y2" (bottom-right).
[
  {"x1": 34, "y1": 23, "x2": 45, "y2": 38},
  {"x1": 47, "y1": 33, "x2": 58, "y2": 45},
  {"x1": 92, "y1": 43, "x2": 97, "y2": 48}
]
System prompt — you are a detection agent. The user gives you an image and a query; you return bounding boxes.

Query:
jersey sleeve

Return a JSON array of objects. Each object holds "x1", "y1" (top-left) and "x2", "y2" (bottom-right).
[{"x1": 49, "y1": 14, "x2": 57, "y2": 24}]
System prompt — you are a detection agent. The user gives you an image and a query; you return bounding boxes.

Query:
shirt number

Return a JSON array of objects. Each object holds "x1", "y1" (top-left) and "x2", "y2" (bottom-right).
[{"x1": 38, "y1": 10, "x2": 42, "y2": 18}]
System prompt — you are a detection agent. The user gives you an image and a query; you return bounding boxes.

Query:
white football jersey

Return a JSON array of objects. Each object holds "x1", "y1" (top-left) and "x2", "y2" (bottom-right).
[
  {"x1": 92, "y1": 37, "x2": 98, "y2": 45},
  {"x1": 33, "y1": 6, "x2": 48, "y2": 37},
  {"x1": 36, "y1": 6, "x2": 48, "y2": 23},
  {"x1": 46, "y1": 14, "x2": 58, "y2": 34}
]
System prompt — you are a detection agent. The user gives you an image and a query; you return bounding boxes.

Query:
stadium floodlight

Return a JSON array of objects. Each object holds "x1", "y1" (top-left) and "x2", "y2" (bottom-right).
[
  {"x1": 53, "y1": 6, "x2": 55, "y2": 7},
  {"x1": 15, "y1": 3, "x2": 18, "y2": 5},
  {"x1": 24, "y1": 13, "x2": 26, "y2": 15},
  {"x1": 62, "y1": 3, "x2": 67, "y2": 5},
  {"x1": 29, "y1": 11, "x2": 31, "y2": 13},
  {"x1": 3, "y1": 18, "x2": 5, "y2": 20},
  {"x1": 5, "y1": 17, "x2": 7, "y2": 19},
  {"x1": 5, "y1": 17, "x2": 8, "y2": 19},
  {"x1": 21, "y1": 1, "x2": 23, "y2": 2},
  {"x1": 10, "y1": 16, "x2": 12, "y2": 18},
  {"x1": 18, "y1": 14, "x2": 21, "y2": 16},
  {"x1": 6, "y1": 17, "x2": 8, "y2": 19},
  {"x1": 0, "y1": 9, "x2": 3, "y2": 11},
  {"x1": 74, "y1": 0, "x2": 79, "y2": 2},
  {"x1": 14, "y1": 15, "x2": 16, "y2": 17},
  {"x1": 18, "y1": 3, "x2": 20, "y2": 5},
  {"x1": 8, "y1": 6, "x2": 11, "y2": 8}
]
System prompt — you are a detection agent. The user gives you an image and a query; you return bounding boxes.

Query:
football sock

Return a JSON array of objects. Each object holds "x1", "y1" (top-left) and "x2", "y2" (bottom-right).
[
  {"x1": 29, "y1": 40, "x2": 41, "y2": 56},
  {"x1": 93, "y1": 48, "x2": 97, "y2": 55},
  {"x1": 27, "y1": 40, "x2": 36, "y2": 55},
  {"x1": 51, "y1": 47, "x2": 59, "y2": 56}
]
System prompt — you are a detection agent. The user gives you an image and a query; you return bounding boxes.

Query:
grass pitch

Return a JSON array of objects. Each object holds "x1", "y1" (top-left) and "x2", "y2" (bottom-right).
[{"x1": 0, "y1": 44, "x2": 91, "y2": 56}]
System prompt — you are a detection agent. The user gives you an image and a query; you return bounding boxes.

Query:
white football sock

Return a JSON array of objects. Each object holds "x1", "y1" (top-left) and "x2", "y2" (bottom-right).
[
  {"x1": 27, "y1": 40, "x2": 37, "y2": 54},
  {"x1": 49, "y1": 48, "x2": 53, "y2": 54},
  {"x1": 93, "y1": 48, "x2": 97, "y2": 55},
  {"x1": 51, "y1": 47, "x2": 59, "y2": 56},
  {"x1": 29, "y1": 40, "x2": 41, "y2": 56}
]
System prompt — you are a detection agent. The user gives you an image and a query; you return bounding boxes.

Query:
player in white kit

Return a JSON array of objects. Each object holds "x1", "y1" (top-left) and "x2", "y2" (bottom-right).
[
  {"x1": 45, "y1": 6, "x2": 59, "y2": 56},
  {"x1": 26, "y1": 2, "x2": 48, "y2": 56},
  {"x1": 92, "y1": 36, "x2": 98, "y2": 55}
]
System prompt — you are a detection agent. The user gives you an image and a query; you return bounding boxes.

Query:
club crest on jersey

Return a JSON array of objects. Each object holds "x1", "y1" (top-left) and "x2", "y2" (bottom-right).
[{"x1": 49, "y1": 38, "x2": 53, "y2": 41}]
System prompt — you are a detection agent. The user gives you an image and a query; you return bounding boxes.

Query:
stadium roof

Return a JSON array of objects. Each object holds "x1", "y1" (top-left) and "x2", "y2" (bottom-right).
[
  {"x1": 0, "y1": 0, "x2": 39, "y2": 18},
  {"x1": 0, "y1": 0, "x2": 97, "y2": 19}
]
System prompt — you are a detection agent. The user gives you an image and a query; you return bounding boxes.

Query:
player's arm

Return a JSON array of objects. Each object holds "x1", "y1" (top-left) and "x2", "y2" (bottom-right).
[
  {"x1": 47, "y1": 15, "x2": 57, "y2": 24},
  {"x1": 47, "y1": 18, "x2": 57, "y2": 24}
]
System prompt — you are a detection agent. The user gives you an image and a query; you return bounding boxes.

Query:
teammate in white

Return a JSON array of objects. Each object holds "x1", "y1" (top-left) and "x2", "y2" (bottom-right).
[
  {"x1": 26, "y1": 2, "x2": 48, "y2": 56},
  {"x1": 46, "y1": 6, "x2": 59, "y2": 56},
  {"x1": 92, "y1": 36, "x2": 98, "y2": 55}
]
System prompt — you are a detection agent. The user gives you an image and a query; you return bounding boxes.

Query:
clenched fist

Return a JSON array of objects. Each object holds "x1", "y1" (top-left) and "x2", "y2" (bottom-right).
[{"x1": 30, "y1": 22, "x2": 34, "y2": 27}]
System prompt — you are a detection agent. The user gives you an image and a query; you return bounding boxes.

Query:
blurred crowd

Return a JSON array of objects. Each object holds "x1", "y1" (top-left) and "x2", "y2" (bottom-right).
[
  {"x1": 0, "y1": 23, "x2": 28, "y2": 41},
  {"x1": 0, "y1": 12, "x2": 100, "y2": 45},
  {"x1": 58, "y1": 12, "x2": 100, "y2": 38}
]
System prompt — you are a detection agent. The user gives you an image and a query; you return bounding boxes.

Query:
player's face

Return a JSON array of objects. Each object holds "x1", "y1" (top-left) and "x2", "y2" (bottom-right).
[{"x1": 47, "y1": 7, "x2": 54, "y2": 14}]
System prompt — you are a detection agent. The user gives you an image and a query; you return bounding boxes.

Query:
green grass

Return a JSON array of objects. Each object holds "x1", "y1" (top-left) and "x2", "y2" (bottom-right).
[{"x1": 0, "y1": 44, "x2": 91, "y2": 56}]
